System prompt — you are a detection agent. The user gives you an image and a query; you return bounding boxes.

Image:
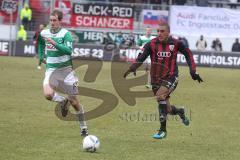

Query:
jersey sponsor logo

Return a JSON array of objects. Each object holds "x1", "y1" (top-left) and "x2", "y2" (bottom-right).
[
  {"x1": 157, "y1": 51, "x2": 171, "y2": 59},
  {"x1": 58, "y1": 38, "x2": 64, "y2": 44},
  {"x1": 169, "y1": 45, "x2": 174, "y2": 51},
  {"x1": 46, "y1": 43, "x2": 57, "y2": 51},
  {"x1": 49, "y1": 33, "x2": 57, "y2": 37}
]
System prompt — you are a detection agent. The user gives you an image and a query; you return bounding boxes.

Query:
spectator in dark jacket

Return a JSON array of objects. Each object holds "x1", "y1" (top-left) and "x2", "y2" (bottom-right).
[
  {"x1": 232, "y1": 38, "x2": 240, "y2": 52},
  {"x1": 211, "y1": 38, "x2": 222, "y2": 51}
]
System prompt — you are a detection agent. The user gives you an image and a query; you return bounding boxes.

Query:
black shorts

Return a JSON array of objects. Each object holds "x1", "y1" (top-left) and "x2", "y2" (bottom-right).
[{"x1": 151, "y1": 76, "x2": 178, "y2": 96}]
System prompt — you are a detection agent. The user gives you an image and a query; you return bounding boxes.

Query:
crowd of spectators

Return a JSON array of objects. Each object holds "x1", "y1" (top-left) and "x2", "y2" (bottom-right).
[
  {"x1": 194, "y1": 35, "x2": 240, "y2": 52},
  {"x1": 85, "y1": 0, "x2": 240, "y2": 8},
  {"x1": 14, "y1": 1, "x2": 240, "y2": 53},
  {"x1": 102, "y1": 32, "x2": 240, "y2": 53}
]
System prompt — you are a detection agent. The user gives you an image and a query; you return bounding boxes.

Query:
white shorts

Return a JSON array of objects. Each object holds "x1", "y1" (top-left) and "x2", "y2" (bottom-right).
[
  {"x1": 43, "y1": 67, "x2": 79, "y2": 95},
  {"x1": 145, "y1": 57, "x2": 151, "y2": 64},
  {"x1": 143, "y1": 57, "x2": 151, "y2": 70}
]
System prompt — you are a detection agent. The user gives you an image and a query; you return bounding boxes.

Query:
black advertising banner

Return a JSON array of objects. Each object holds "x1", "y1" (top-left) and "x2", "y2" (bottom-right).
[
  {"x1": 118, "y1": 48, "x2": 240, "y2": 68},
  {"x1": 72, "y1": 44, "x2": 113, "y2": 61},
  {"x1": 71, "y1": 3, "x2": 134, "y2": 30},
  {"x1": 12, "y1": 41, "x2": 240, "y2": 69},
  {"x1": 72, "y1": 30, "x2": 144, "y2": 44},
  {"x1": 178, "y1": 51, "x2": 240, "y2": 68},
  {"x1": 0, "y1": 40, "x2": 9, "y2": 56},
  {"x1": 73, "y1": 31, "x2": 105, "y2": 44},
  {"x1": 14, "y1": 42, "x2": 110, "y2": 60},
  {"x1": 14, "y1": 41, "x2": 36, "y2": 57},
  {"x1": 72, "y1": 44, "x2": 104, "y2": 59}
]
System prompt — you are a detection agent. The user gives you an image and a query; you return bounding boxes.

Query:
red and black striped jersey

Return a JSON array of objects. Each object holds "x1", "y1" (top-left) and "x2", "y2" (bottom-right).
[
  {"x1": 33, "y1": 30, "x2": 41, "y2": 48},
  {"x1": 131, "y1": 36, "x2": 196, "y2": 84}
]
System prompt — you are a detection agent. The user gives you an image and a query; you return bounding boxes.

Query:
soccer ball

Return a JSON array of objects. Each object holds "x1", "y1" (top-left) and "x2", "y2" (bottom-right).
[{"x1": 82, "y1": 135, "x2": 100, "y2": 152}]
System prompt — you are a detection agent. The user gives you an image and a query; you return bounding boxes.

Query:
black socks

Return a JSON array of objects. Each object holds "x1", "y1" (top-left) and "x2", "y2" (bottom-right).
[{"x1": 158, "y1": 100, "x2": 167, "y2": 131}]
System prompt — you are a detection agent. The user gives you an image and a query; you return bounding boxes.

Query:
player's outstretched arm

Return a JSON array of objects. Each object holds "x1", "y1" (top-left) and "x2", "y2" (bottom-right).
[
  {"x1": 178, "y1": 40, "x2": 203, "y2": 83},
  {"x1": 54, "y1": 32, "x2": 73, "y2": 55},
  {"x1": 190, "y1": 71, "x2": 203, "y2": 83},
  {"x1": 123, "y1": 42, "x2": 151, "y2": 78},
  {"x1": 45, "y1": 32, "x2": 73, "y2": 55},
  {"x1": 37, "y1": 33, "x2": 45, "y2": 64}
]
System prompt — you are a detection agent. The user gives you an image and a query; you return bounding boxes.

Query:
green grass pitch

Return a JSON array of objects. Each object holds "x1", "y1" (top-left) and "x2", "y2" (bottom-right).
[{"x1": 0, "y1": 56, "x2": 240, "y2": 160}]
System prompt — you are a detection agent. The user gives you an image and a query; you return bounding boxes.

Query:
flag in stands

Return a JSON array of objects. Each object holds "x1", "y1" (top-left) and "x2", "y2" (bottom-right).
[{"x1": 142, "y1": 10, "x2": 168, "y2": 25}]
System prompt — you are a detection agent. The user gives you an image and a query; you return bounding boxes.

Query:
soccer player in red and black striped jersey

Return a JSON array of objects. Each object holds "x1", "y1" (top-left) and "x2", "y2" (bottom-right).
[
  {"x1": 33, "y1": 24, "x2": 45, "y2": 69},
  {"x1": 124, "y1": 22, "x2": 203, "y2": 139}
]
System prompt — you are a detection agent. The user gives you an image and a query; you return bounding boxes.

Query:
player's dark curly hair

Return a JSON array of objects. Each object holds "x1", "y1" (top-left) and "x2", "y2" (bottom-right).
[{"x1": 51, "y1": 9, "x2": 63, "y2": 21}]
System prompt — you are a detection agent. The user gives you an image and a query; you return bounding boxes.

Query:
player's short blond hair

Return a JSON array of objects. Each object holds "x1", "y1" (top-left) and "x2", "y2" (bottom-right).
[{"x1": 51, "y1": 9, "x2": 63, "y2": 21}]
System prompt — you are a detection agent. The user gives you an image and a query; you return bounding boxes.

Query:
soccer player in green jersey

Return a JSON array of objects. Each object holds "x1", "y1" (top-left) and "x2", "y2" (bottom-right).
[
  {"x1": 137, "y1": 27, "x2": 155, "y2": 89},
  {"x1": 37, "y1": 9, "x2": 88, "y2": 137}
]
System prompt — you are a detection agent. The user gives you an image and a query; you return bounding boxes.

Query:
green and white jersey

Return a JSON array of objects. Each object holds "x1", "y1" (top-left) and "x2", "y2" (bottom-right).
[
  {"x1": 38, "y1": 28, "x2": 73, "y2": 69},
  {"x1": 137, "y1": 35, "x2": 155, "y2": 48}
]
